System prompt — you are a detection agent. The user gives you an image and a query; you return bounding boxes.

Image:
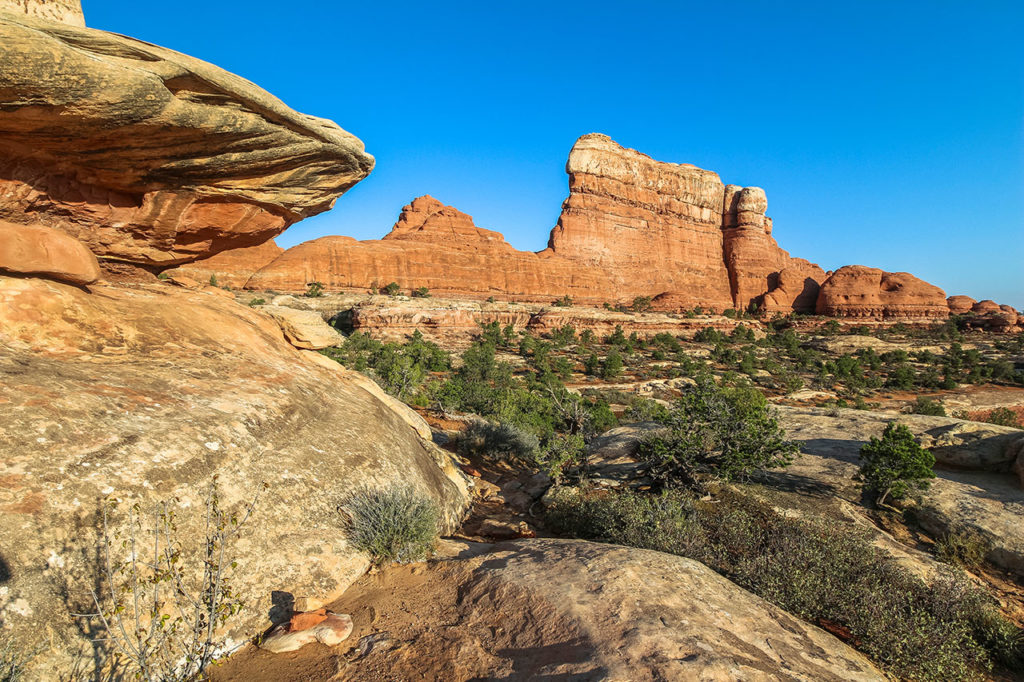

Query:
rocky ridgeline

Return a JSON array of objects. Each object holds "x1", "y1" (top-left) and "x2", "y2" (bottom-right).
[{"x1": 175, "y1": 134, "x2": 1019, "y2": 327}]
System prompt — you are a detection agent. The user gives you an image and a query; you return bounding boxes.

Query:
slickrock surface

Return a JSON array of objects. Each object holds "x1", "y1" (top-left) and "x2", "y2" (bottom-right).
[
  {"x1": 213, "y1": 539, "x2": 884, "y2": 682},
  {"x1": 258, "y1": 306, "x2": 344, "y2": 349},
  {"x1": 170, "y1": 239, "x2": 284, "y2": 289},
  {"x1": 244, "y1": 136, "x2": 831, "y2": 313},
  {"x1": 0, "y1": 276, "x2": 470, "y2": 678},
  {"x1": 0, "y1": 13, "x2": 373, "y2": 266},
  {"x1": 772, "y1": 407, "x2": 1024, "y2": 577},
  {"x1": 0, "y1": 0, "x2": 84, "y2": 26},
  {"x1": 0, "y1": 221, "x2": 100, "y2": 285},
  {"x1": 815, "y1": 265, "x2": 949, "y2": 320}
]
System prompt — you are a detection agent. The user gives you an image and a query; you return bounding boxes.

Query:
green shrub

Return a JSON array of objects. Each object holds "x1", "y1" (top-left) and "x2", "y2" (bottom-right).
[
  {"x1": 536, "y1": 433, "x2": 587, "y2": 480},
  {"x1": 381, "y1": 282, "x2": 402, "y2": 296},
  {"x1": 985, "y1": 407, "x2": 1021, "y2": 428},
  {"x1": 344, "y1": 486, "x2": 439, "y2": 564},
  {"x1": 458, "y1": 420, "x2": 540, "y2": 464},
  {"x1": 552, "y1": 295, "x2": 573, "y2": 307},
  {"x1": 630, "y1": 296, "x2": 653, "y2": 312},
  {"x1": 486, "y1": 296, "x2": 496, "y2": 303},
  {"x1": 305, "y1": 281, "x2": 325, "y2": 297},
  {"x1": 857, "y1": 422, "x2": 935, "y2": 506},
  {"x1": 912, "y1": 396, "x2": 947, "y2": 416},
  {"x1": 546, "y1": 488, "x2": 1022, "y2": 680},
  {"x1": 600, "y1": 349, "x2": 624, "y2": 380},
  {"x1": 248, "y1": 297, "x2": 266, "y2": 307},
  {"x1": 637, "y1": 378, "x2": 798, "y2": 486},
  {"x1": 410, "y1": 286, "x2": 431, "y2": 298},
  {"x1": 935, "y1": 530, "x2": 990, "y2": 570},
  {"x1": 624, "y1": 397, "x2": 670, "y2": 423},
  {"x1": 208, "y1": 274, "x2": 218, "y2": 287}
]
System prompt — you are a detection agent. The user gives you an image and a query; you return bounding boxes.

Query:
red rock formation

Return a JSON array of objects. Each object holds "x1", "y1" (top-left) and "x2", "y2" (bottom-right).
[
  {"x1": 947, "y1": 295, "x2": 977, "y2": 315},
  {"x1": 247, "y1": 135, "x2": 829, "y2": 314},
  {"x1": 815, "y1": 266, "x2": 949, "y2": 320},
  {"x1": 248, "y1": 196, "x2": 612, "y2": 303},
  {"x1": 0, "y1": 11, "x2": 372, "y2": 266},
  {"x1": 169, "y1": 239, "x2": 284, "y2": 289},
  {"x1": 0, "y1": 221, "x2": 100, "y2": 285}
]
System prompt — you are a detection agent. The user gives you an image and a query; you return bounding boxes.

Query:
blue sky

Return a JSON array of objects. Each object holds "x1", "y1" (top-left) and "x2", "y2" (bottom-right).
[{"x1": 84, "y1": 1, "x2": 1023, "y2": 307}]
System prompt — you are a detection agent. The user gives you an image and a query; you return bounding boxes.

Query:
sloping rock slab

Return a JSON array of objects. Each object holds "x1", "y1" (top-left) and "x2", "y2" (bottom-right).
[{"x1": 0, "y1": 276, "x2": 469, "y2": 678}]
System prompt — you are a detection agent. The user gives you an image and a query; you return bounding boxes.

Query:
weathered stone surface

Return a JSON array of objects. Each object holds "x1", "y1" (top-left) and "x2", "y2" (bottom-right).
[
  {"x1": 815, "y1": 266, "x2": 949, "y2": 320},
  {"x1": 242, "y1": 137, "x2": 827, "y2": 314},
  {"x1": 772, "y1": 406, "x2": 1024, "y2": 576},
  {"x1": 258, "y1": 306, "x2": 344, "y2": 350},
  {"x1": 0, "y1": 13, "x2": 373, "y2": 266},
  {"x1": 0, "y1": 276, "x2": 470, "y2": 678},
  {"x1": 375, "y1": 539, "x2": 885, "y2": 680},
  {"x1": 0, "y1": 220, "x2": 100, "y2": 285},
  {"x1": 247, "y1": 196, "x2": 611, "y2": 304},
  {"x1": 762, "y1": 262, "x2": 828, "y2": 314},
  {"x1": 170, "y1": 240, "x2": 284, "y2": 289},
  {"x1": 947, "y1": 295, "x2": 977, "y2": 315},
  {"x1": 0, "y1": 0, "x2": 83, "y2": 26}
]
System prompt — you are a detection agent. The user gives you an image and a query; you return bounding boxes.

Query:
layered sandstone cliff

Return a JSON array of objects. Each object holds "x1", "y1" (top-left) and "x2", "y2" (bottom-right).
[
  {"x1": 246, "y1": 135, "x2": 832, "y2": 313},
  {"x1": 0, "y1": 10, "x2": 372, "y2": 266}
]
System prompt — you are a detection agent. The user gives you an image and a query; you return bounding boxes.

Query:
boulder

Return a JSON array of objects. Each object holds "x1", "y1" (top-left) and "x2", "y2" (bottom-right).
[
  {"x1": 258, "y1": 306, "x2": 344, "y2": 349},
  {"x1": 327, "y1": 539, "x2": 885, "y2": 680},
  {"x1": 0, "y1": 12, "x2": 373, "y2": 266},
  {"x1": 0, "y1": 276, "x2": 470, "y2": 678},
  {"x1": 947, "y1": 295, "x2": 976, "y2": 315},
  {"x1": 0, "y1": 220, "x2": 100, "y2": 285},
  {"x1": 815, "y1": 265, "x2": 949, "y2": 320}
]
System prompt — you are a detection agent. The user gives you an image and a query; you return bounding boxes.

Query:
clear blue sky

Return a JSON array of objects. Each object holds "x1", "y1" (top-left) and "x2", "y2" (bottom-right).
[{"x1": 84, "y1": 1, "x2": 1023, "y2": 307}]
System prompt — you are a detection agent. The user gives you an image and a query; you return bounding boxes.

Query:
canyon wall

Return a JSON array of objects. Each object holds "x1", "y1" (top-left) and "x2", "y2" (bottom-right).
[{"x1": 242, "y1": 134, "x2": 837, "y2": 314}]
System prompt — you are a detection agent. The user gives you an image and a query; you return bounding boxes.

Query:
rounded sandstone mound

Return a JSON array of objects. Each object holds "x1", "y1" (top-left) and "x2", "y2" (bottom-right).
[
  {"x1": 815, "y1": 265, "x2": 949, "y2": 320},
  {"x1": 0, "y1": 275, "x2": 470, "y2": 679}
]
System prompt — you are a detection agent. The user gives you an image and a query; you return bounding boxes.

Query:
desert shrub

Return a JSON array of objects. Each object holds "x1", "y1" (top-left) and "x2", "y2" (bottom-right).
[
  {"x1": 410, "y1": 286, "x2": 431, "y2": 298},
  {"x1": 857, "y1": 422, "x2": 935, "y2": 506},
  {"x1": 381, "y1": 282, "x2": 402, "y2": 296},
  {"x1": 693, "y1": 327, "x2": 723, "y2": 344},
  {"x1": 247, "y1": 297, "x2": 266, "y2": 307},
  {"x1": 584, "y1": 353, "x2": 600, "y2": 376},
  {"x1": 305, "y1": 281, "x2": 325, "y2": 297},
  {"x1": 630, "y1": 296, "x2": 653, "y2": 312},
  {"x1": 536, "y1": 432, "x2": 587, "y2": 480},
  {"x1": 546, "y1": 488, "x2": 1022, "y2": 680},
  {"x1": 985, "y1": 407, "x2": 1021, "y2": 428},
  {"x1": 549, "y1": 324, "x2": 576, "y2": 347},
  {"x1": 343, "y1": 486, "x2": 439, "y2": 564},
  {"x1": 912, "y1": 396, "x2": 947, "y2": 416},
  {"x1": 552, "y1": 294, "x2": 573, "y2": 307},
  {"x1": 486, "y1": 296, "x2": 496, "y2": 303},
  {"x1": 458, "y1": 420, "x2": 540, "y2": 464},
  {"x1": 600, "y1": 349, "x2": 624, "y2": 379},
  {"x1": 935, "y1": 530, "x2": 991, "y2": 570},
  {"x1": 637, "y1": 378, "x2": 798, "y2": 486},
  {"x1": 87, "y1": 481, "x2": 260, "y2": 682},
  {"x1": 624, "y1": 397, "x2": 670, "y2": 423},
  {"x1": 0, "y1": 639, "x2": 29, "y2": 682}
]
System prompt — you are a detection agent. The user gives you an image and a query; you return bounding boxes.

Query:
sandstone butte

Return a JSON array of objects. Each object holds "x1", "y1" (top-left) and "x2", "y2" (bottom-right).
[
  {"x1": 0, "y1": 1, "x2": 373, "y2": 267},
  {"x1": 191, "y1": 132, "x2": 1011, "y2": 323}
]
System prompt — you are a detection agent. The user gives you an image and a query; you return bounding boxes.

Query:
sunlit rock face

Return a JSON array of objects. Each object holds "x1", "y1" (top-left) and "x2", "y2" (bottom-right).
[{"x1": 0, "y1": 10, "x2": 373, "y2": 266}]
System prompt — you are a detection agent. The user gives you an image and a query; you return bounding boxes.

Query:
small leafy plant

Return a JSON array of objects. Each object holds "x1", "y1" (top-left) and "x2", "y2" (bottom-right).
[{"x1": 305, "y1": 281, "x2": 325, "y2": 298}]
